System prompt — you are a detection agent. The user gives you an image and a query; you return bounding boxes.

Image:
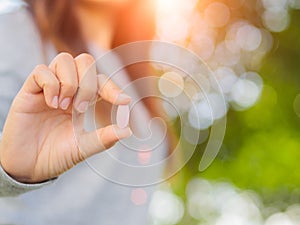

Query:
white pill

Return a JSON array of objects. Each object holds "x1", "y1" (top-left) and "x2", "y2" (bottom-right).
[{"x1": 116, "y1": 105, "x2": 130, "y2": 128}]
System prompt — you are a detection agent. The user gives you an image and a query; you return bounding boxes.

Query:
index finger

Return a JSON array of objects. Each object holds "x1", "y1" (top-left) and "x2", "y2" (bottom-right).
[
  {"x1": 97, "y1": 74, "x2": 131, "y2": 105},
  {"x1": 74, "y1": 53, "x2": 98, "y2": 113}
]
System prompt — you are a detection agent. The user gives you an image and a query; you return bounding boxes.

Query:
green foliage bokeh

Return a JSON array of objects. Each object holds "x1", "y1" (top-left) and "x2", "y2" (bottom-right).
[{"x1": 173, "y1": 10, "x2": 300, "y2": 207}]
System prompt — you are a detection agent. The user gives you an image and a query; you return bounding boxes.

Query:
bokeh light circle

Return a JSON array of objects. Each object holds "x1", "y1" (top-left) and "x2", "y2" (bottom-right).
[
  {"x1": 262, "y1": 8, "x2": 290, "y2": 32},
  {"x1": 158, "y1": 71, "x2": 185, "y2": 98},
  {"x1": 204, "y1": 2, "x2": 231, "y2": 28}
]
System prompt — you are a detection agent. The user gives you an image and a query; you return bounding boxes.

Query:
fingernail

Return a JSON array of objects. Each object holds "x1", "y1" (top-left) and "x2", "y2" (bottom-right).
[
  {"x1": 77, "y1": 101, "x2": 89, "y2": 113},
  {"x1": 117, "y1": 127, "x2": 132, "y2": 139},
  {"x1": 52, "y1": 96, "x2": 59, "y2": 109},
  {"x1": 60, "y1": 98, "x2": 71, "y2": 110},
  {"x1": 116, "y1": 93, "x2": 131, "y2": 104}
]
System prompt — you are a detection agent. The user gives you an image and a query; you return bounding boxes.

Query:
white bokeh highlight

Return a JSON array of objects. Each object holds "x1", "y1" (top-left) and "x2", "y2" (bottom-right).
[{"x1": 149, "y1": 190, "x2": 184, "y2": 225}]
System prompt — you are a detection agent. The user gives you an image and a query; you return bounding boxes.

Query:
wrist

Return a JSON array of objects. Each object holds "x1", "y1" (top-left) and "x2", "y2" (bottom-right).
[
  {"x1": 0, "y1": 141, "x2": 35, "y2": 184},
  {"x1": 0, "y1": 159, "x2": 41, "y2": 184}
]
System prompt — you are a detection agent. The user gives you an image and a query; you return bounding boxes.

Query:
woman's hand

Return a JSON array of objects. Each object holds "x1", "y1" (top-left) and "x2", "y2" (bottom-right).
[{"x1": 0, "y1": 53, "x2": 132, "y2": 183}]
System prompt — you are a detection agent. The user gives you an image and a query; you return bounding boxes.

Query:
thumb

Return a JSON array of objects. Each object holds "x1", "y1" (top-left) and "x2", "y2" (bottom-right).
[{"x1": 77, "y1": 125, "x2": 132, "y2": 159}]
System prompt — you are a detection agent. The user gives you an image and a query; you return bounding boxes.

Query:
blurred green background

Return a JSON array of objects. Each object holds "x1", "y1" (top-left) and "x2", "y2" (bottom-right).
[{"x1": 164, "y1": 7, "x2": 300, "y2": 225}]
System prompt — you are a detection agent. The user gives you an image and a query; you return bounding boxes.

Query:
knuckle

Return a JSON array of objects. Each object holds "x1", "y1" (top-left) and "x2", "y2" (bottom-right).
[
  {"x1": 55, "y1": 52, "x2": 74, "y2": 65},
  {"x1": 58, "y1": 52, "x2": 74, "y2": 61},
  {"x1": 77, "y1": 53, "x2": 95, "y2": 65},
  {"x1": 44, "y1": 81, "x2": 58, "y2": 91},
  {"x1": 79, "y1": 87, "x2": 95, "y2": 98},
  {"x1": 46, "y1": 78, "x2": 59, "y2": 86},
  {"x1": 33, "y1": 64, "x2": 48, "y2": 73},
  {"x1": 60, "y1": 82, "x2": 78, "y2": 94}
]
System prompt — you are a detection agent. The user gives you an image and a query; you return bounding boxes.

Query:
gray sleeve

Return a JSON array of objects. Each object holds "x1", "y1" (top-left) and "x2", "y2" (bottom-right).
[{"x1": 0, "y1": 163, "x2": 56, "y2": 197}]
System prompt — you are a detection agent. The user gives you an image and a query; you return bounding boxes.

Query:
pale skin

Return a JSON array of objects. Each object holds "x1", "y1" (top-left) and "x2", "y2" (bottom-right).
[{"x1": 0, "y1": 0, "x2": 135, "y2": 183}]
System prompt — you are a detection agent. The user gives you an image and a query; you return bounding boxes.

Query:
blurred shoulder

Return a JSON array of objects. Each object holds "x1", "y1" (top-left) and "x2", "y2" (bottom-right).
[{"x1": 0, "y1": 6, "x2": 44, "y2": 77}]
